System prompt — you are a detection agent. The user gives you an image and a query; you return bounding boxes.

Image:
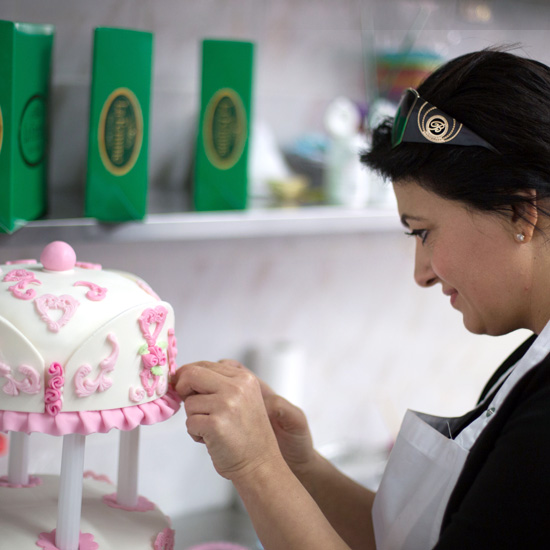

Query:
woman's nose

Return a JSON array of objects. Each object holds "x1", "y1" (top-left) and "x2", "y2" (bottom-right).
[{"x1": 413, "y1": 242, "x2": 438, "y2": 288}]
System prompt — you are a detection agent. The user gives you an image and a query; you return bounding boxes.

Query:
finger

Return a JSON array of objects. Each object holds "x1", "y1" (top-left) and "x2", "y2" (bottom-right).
[
  {"x1": 186, "y1": 412, "x2": 218, "y2": 445},
  {"x1": 184, "y1": 393, "x2": 219, "y2": 416},
  {"x1": 257, "y1": 377, "x2": 277, "y2": 398},
  {"x1": 174, "y1": 363, "x2": 228, "y2": 399},
  {"x1": 264, "y1": 394, "x2": 307, "y2": 433},
  {"x1": 218, "y1": 358, "x2": 244, "y2": 369},
  {"x1": 216, "y1": 359, "x2": 277, "y2": 397}
]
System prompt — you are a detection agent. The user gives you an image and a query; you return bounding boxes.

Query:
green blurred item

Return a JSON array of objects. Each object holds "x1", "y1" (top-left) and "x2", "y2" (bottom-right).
[
  {"x1": 0, "y1": 20, "x2": 54, "y2": 234},
  {"x1": 194, "y1": 39, "x2": 254, "y2": 211},
  {"x1": 85, "y1": 27, "x2": 153, "y2": 222}
]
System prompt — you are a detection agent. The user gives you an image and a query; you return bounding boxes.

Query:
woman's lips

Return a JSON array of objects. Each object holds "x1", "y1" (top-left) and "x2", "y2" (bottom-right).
[
  {"x1": 450, "y1": 291, "x2": 458, "y2": 307},
  {"x1": 443, "y1": 288, "x2": 458, "y2": 307}
]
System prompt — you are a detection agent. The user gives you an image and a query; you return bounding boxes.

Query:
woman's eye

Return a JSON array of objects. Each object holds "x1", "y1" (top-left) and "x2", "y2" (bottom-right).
[{"x1": 405, "y1": 229, "x2": 429, "y2": 244}]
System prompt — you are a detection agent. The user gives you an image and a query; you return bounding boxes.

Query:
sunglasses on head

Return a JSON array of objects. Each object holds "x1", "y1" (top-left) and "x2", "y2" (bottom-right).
[{"x1": 391, "y1": 88, "x2": 499, "y2": 153}]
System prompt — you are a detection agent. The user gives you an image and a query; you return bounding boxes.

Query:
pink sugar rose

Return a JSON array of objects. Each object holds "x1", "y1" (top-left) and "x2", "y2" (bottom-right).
[{"x1": 142, "y1": 346, "x2": 167, "y2": 369}]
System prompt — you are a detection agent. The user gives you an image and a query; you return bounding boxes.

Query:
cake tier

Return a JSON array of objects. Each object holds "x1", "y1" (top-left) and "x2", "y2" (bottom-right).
[
  {"x1": 0, "y1": 243, "x2": 179, "y2": 427},
  {"x1": 0, "y1": 474, "x2": 174, "y2": 549}
]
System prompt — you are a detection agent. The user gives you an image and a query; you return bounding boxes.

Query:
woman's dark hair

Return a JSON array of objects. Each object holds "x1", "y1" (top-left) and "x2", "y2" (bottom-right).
[{"x1": 361, "y1": 48, "x2": 550, "y2": 222}]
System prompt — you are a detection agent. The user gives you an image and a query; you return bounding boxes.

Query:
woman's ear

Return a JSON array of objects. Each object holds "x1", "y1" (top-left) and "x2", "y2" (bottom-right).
[{"x1": 511, "y1": 189, "x2": 538, "y2": 243}]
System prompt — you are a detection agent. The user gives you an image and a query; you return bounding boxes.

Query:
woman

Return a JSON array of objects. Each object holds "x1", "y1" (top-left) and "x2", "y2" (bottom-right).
[{"x1": 174, "y1": 49, "x2": 550, "y2": 549}]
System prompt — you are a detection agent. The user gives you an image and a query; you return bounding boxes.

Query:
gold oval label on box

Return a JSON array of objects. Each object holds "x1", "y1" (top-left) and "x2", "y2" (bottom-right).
[
  {"x1": 98, "y1": 87, "x2": 143, "y2": 176},
  {"x1": 203, "y1": 88, "x2": 247, "y2": 170},
  {"x1": 19, "y1": 95, "x2": 46, "y2": 167}
]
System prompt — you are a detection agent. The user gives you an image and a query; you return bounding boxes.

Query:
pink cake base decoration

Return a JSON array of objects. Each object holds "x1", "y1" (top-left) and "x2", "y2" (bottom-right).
[
  {"x1": 103, "y1": 492, "x2": 156, "y2": 512},
  {"x1": 36, "y1": 529, "x2": 98, "y2": 550},
  {"x1": 0, "y1": 474, "x2": 42, "y2": 488},
  {"x1": 0, "y1": 388, "x2": 181, "y2": 436},
  {"x1": 154, "y1": 527, "x2": 176, "y2": 550}
]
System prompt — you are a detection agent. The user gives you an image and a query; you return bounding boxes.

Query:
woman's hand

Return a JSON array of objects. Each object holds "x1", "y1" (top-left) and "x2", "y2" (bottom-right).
[
  {"x1": 173, "y1": 359, "x2": 317, "y2": 481},
  {"x1": 173, "y1": 359, "x2": 283, "y2": 481},
  {"x1": 259, "y1": 377, "x2": 317, "y2": 478}
]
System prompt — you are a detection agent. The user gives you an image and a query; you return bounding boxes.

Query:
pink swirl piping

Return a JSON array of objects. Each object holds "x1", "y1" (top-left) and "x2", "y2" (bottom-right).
[
  {"x1": 74, "y1": 333, "x2": 118, "y2": 397},
  {"x1": 74, "y1": 281, "x2": 108, "y2": 301},
  {"x1": 2, "y1": 268, "x2": 42, "y2": 300},
  {"x1": 45, "y1": 362, "x2": 64, "y2": 416},
  {"x1": 0, "y1": 362, "x2": 41, "y2": 396}
]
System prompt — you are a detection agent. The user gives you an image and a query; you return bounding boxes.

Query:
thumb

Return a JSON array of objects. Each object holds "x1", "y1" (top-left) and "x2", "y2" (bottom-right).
[{"x1": 264, "y1": 394, "x2": 307, "y2": 435}]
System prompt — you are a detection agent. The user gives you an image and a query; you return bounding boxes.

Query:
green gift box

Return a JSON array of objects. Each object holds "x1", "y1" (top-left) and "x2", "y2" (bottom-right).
[
  {"x1": 0, "y1": 20, "x2": 54, "y2": 234},
  {"x1": 194, "y1": 39, "x2": 255, "y2": 211},
  {"x1": 85, "y1": 27, "x2": 153, "y2": 222}
]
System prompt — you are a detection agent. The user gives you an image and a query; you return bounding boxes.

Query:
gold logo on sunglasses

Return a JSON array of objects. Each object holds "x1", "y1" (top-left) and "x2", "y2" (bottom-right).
[{"x1": 417, "y1": 102, "x2": 462, "y2": 143}]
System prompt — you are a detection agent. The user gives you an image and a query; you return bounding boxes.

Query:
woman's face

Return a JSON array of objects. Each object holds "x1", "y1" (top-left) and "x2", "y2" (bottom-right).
[{"x1": 393, "y1": 181, "x2": 533, "y2": 336}]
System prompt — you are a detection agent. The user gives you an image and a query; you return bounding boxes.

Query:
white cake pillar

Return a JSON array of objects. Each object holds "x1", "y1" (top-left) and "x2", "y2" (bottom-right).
[
  {"x1": 8, "y1": 431, "x2": 29, "y2": 485},
  {"x1": 56, "y1": 433, "x2": 86, "y2": 550},
  {"x1": 117, "y1": 427, "x2": 140, "y2": 508}
]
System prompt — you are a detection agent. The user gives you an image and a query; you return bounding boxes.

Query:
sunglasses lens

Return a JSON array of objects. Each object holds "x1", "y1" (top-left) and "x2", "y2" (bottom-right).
[{"x1": 391, "y1": 89, "x2": 417, "y2": 147}]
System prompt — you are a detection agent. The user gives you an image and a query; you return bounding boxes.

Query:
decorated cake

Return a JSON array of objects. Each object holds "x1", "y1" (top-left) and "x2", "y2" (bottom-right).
[{"x1": 0, "y1": 241, "x2": 180, "y2": 550}]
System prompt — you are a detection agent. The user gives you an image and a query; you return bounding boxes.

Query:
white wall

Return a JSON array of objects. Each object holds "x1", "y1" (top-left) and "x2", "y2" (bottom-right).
[{"x1": 0, "y1": 0, "x2": 546, "y2": 519}]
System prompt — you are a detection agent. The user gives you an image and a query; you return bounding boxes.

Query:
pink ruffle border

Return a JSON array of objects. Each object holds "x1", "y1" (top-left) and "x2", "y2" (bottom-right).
[{"x1": 0, "y1": 389, "x2": 181, "y2": 436}]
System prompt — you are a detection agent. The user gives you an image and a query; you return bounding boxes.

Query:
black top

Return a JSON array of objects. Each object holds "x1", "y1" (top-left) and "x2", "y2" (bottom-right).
[{"x1": 433, "y1": 333, "x2": 550, "y2": 549}]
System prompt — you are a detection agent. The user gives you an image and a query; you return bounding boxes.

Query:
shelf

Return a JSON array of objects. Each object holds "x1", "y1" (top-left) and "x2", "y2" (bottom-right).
[{"x1": 0, "y1": 205, "x2": 401, "y2": 246}]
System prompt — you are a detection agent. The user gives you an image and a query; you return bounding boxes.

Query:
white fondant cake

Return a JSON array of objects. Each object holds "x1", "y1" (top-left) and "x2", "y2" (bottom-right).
[
  {"x1": 0, "y1": 241, "x2": 177, "y2": 422},
  {"x1": 0, "y1": 242, "x2": 180, "y2": 550},
  {"x1": 0, "y1": 474, "x2": 174, "y2": 549}
]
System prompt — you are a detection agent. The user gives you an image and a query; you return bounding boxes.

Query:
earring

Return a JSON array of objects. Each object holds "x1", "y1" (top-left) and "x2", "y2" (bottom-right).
[{"x1": 516, "y1": 233, "x2": 525, "y2": 242}]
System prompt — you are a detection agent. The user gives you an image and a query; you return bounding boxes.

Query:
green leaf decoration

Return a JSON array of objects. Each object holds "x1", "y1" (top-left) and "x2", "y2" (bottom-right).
[
  {"x1": 138, "y1": 344, "x2": 149, "y2": 355},
  {"x1": 158, "y1": 341, "x2": 168, "y2": 350},
  {"x1": 151, "y1": 366, "x2": 163, "y2": 376}
]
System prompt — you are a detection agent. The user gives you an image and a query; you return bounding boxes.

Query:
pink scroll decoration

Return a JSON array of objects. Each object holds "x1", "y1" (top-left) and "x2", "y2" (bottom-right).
[
  {"x1": 5, "y1": 259, "x2": 37, "y2": 265},
  {"x1": 83, "y1": 470, "x2": 114, "y2": 485},
  {"x1": 74, "y1": 333, "x2": 118, "y2": 397},
  {"x1": 154, "y1": 527, "x2": 176, "y2": 550},
  {"x1": 167, "y1": 329, "x2": 178, "y2": 376},
  {"x1": 156, "y1": 376, "x2": 167, "y2": 397},
  {"x1": 129, "y1": 386, "x2": 145, "y2": 403},
  {"x1": 103, "y1": 492, "x2": 155, "y2": 512},
  {"x1": 0, "y1": 361, "x2": 41, "y2": 396},
  {"x1": 139, "y1": 306, "x2": 168, "y2": 347},
  {"x1": 45, "y1": 362, "x2": 64, "y2": 416},
  {"x1": 2, "y1": 268, "x2": 42, "y2": 300},
  {"x1": 136, "y1": 278, "x2": 161, "y2": 300},
  {"x1": 35, "y1": 294, "x2": 80, "y2": 332},
  {"x1": 36, "y1": 530, "x2": 98, "y2": 550},
  {"x1": 74, "y1": 281, "x2": 108, "y2": 301},
  {"x1": 75, "y1": 261, "x2": 102, "y2": 270}
]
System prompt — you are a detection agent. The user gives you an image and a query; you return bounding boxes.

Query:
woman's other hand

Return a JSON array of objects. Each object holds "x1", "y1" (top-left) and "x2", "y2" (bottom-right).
[{"x1": 258, "y1": 375, "x2": 316, "y2": 478}]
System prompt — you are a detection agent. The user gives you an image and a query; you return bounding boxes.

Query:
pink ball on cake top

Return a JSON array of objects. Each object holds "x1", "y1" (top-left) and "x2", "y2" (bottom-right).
[{"x1": 40, "y1": 241, "x2": 77, "y2": 272}]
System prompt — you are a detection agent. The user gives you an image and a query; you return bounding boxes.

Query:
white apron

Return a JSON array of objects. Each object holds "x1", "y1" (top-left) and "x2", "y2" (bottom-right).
[{"x1": 372, "y1": 321, "x2": 550, "y2": 550}]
